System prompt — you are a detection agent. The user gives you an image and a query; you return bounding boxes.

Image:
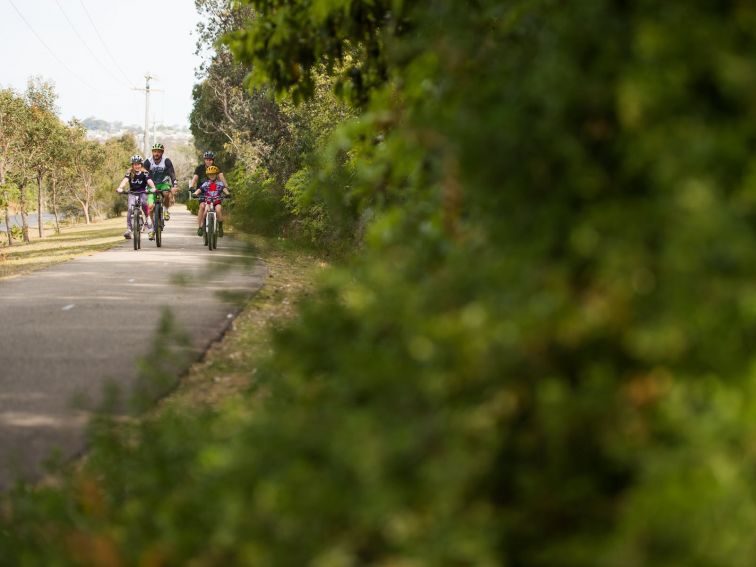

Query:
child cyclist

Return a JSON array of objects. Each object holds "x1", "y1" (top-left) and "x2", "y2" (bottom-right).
[
  {"x1": 116, "y1": 155, "x2": 157, "y2": 239},
  {"x1": 190, "y1": 151, "x2": 230, "y2": 237},
  {"x1": 193, "y1": 165, "x2": 230, "y2": 237}
]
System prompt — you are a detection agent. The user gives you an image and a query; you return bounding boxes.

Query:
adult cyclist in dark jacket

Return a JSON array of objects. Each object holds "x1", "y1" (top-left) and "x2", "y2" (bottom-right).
[
  {"x1": 190, "y1": 150, "x2": 229, "y2": 188},
  {"x1": 116, "y1": 155, "x2": 157, "y2": 239}
]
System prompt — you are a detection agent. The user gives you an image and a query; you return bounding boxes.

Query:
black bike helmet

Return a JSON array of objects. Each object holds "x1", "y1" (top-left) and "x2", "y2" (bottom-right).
[
  {"x1": 131, "y1": 154, "x2": 143, "y2": 164},
  {"x1": 203, "y1": 151, "x2": 215, "y2": 159}
]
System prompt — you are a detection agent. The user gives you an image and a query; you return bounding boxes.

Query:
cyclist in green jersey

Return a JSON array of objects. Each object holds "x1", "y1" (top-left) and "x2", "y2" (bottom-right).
[{"x1": 143, "y1": 143, "x2": 178, "y2": 240}]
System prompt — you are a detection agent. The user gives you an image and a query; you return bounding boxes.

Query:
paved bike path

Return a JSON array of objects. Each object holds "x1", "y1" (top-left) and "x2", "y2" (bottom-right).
[{"x1": 0, "y1": 206, "x2": 266, "y2": 489}]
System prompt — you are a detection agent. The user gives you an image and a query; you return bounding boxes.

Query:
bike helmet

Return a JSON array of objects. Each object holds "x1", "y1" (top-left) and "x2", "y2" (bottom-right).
[
  {"x1": 131, "y1": 155, "x2": 143, "y2": 163},
  {"x1": 151, "y1": 143, "x2": 164, "y2": 151},
  {"x1": 203, "y1": 151, "x2": 215, "y2": 159},
  {"x1": 206, "y1": 165, "x2": 220, "y2": 174}
]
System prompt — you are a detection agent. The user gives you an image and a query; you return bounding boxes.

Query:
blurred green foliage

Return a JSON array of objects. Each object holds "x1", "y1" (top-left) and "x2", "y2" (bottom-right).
[
  {"x1": 229, "y1": 164, "x2": 291, "y2": 235},
  {"x1": 185, "y1": 195, "x2": 200, "y2": 216},
  {"x1": 6, "y1": 0, "x2": 756, "y2": 565}
]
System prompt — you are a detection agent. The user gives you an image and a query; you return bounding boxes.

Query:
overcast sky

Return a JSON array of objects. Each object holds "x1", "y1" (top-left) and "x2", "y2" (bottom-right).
[{"x1": 1, "y1": 0, "x2": 204, "y2": 127}]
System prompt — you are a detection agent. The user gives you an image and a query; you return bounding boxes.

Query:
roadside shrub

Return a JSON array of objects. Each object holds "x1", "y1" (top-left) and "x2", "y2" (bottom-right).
[
  {"x1": 185, "y1": 197, "x2": 199, "y2": 215},
  {"x1": 228, "y1": 165, "x2": 290, "y2": 236},
  {"x1": 9, "y1": 225, "x2": 22, "y2": 241},
  {"x1": 282, "y1": 167, "x2": 333, "y2": 245},
  {"x1": 111, "y1": 196, "x2": 128, "y2": 217}
]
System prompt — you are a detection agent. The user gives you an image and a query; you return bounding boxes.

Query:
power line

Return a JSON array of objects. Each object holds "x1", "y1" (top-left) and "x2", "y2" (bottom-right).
[
  {"x1": 52, "y1": 0, "x2": 130, "y2": 91},
  {"x1": 77, "y1": 0, "x2": 135, "y2": 89},
  {"x1": 6, "y1": 0, "x2": 118, "y2": 98}
]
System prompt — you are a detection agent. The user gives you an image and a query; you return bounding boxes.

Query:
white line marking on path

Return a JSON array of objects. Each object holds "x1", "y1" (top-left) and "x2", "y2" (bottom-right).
[{"x1": 62, "y1": 304, "x2": 75, "y2": 311}]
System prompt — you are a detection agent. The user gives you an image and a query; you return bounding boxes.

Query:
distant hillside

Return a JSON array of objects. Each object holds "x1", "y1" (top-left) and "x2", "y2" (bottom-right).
[{"x1": 80, "y1": 116, "x2": 193, "y2": 147}]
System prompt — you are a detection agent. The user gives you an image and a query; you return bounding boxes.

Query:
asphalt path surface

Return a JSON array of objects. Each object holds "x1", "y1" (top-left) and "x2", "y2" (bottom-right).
[{"x1": 0, "y1": 205, "x2": 266, "y2": 489}]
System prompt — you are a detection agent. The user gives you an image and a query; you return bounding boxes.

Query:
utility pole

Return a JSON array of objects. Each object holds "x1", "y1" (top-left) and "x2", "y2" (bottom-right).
[{"x1": 132, "y1": 73, "x2": 161, "y2": 157}]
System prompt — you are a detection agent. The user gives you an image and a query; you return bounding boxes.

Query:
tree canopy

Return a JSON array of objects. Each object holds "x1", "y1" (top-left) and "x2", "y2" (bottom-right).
[{"x1": 0, "y1": 81, "x2": 137, "y2": 242}]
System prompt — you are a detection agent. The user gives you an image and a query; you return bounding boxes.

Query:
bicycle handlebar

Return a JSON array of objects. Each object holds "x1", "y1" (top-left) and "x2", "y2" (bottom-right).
[
  {"x1": 188, "y1": 190, "x2": 232, "y2": 200},
  {"x1": 117, "y1": 188, "x2": 157, "y2": 194}
]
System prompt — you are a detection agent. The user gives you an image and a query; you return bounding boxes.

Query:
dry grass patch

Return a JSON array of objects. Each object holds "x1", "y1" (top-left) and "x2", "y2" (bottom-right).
[
  {"x1": 157, "y1": 235, "x2": 327, "y2": 413},
  {"x1": 0, "y1": 218, "x2": 124, "y2": 280}
]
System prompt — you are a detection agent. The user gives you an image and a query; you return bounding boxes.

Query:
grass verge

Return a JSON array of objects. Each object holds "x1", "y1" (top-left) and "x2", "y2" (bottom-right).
[
  {"x1": 0, "y1": 218, "x2": 124, "y2": 280},
  {"x1": 155, "y1": 233, "x2": 327, "y2": 413}
]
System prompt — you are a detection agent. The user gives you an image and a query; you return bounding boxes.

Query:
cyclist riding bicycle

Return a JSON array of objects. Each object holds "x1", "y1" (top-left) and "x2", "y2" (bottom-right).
[
  {"x1": 193, "y1": 165, "x2": 230, "y2": 237},
  {"x1": 143, "y1": 143, "x2": 178, "y2": 238},
  {"x1": 190, "y1": 151, "x2": 230, "y2": 236},
  {"x1": 115, "y1": 155, "x2": 157, "y2": 239}
]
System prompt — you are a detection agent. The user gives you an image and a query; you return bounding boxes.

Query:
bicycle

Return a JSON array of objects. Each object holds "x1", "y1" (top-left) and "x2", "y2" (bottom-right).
[
  {"x1": 204, "y1": 196, "x2": 219, "y2": 251},
  {"x1": 151, "y1": 190, "x2": 165, "y2": 247},
  {"x1": 124, "y1": 192, "x2": 148, "y2": 251}
]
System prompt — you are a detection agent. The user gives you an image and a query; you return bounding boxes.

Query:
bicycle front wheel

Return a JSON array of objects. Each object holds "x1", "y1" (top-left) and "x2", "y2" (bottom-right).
[
  {"x1": 207, "y1": 213, "x2": 214, "y2": 251},
  {"x1": 134, "y1": 210, "x2": 144, "y2": 250},
  {"x1": 132, "y1": 206, "x2": 140, "y2": 250},
  {"x1": 154, "y1": 203, "x2": 162, "y2": 247}
]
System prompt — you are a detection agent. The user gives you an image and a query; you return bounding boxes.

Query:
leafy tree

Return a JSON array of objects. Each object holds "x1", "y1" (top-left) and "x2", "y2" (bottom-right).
[
  {"x1": 24, "y1": 77, "x2": 60, "y2": 239},
  {"x1": 0, "y1": 88, "x2": 25, "y2": 245},
  {"x1": 226, "y1": 0, "x2": 398, "y2": 104},
  {"x1": 191, "y1": 0, "x2": 255, "y2": 167},
  {"x1": 6, "y1": 80, "x2": 58, "y2": 243},
  {"x1": 0, "y1": 81, "x2": 131, "y2": 241},
  {"x1": 64, "y1": 124, "x2": 101, "y2": 225},
  {"x1": 191, "y1": 1, "x2": 354, "y2": 241},
  {"x1": 44, "y1": 121, "x2": 79, "y2": 234},
  {"x1": 99, "y1": 133, "x2": 140, "y2": 217}
]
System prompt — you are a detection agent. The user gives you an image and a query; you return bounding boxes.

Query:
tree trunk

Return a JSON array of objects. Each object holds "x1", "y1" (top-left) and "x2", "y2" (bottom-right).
[
  {"x1": 77, "y1": 197, "x2": 91, "y2": 225},
  {"x1": 18, "y1": 181, "x2": 30, "y2": 243},
  {"x1": 36, "y1": 171, "x2": 44, "y2": 239},
  {"x1": 3, "y1": 203, "x2": 10, "y2": 246},
  {"x1": 51, "y1": 176, "x2": 60, "y2": 234},
  {"x1": 1, "y1": 168, "x2": 11, "y2": 246}
]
